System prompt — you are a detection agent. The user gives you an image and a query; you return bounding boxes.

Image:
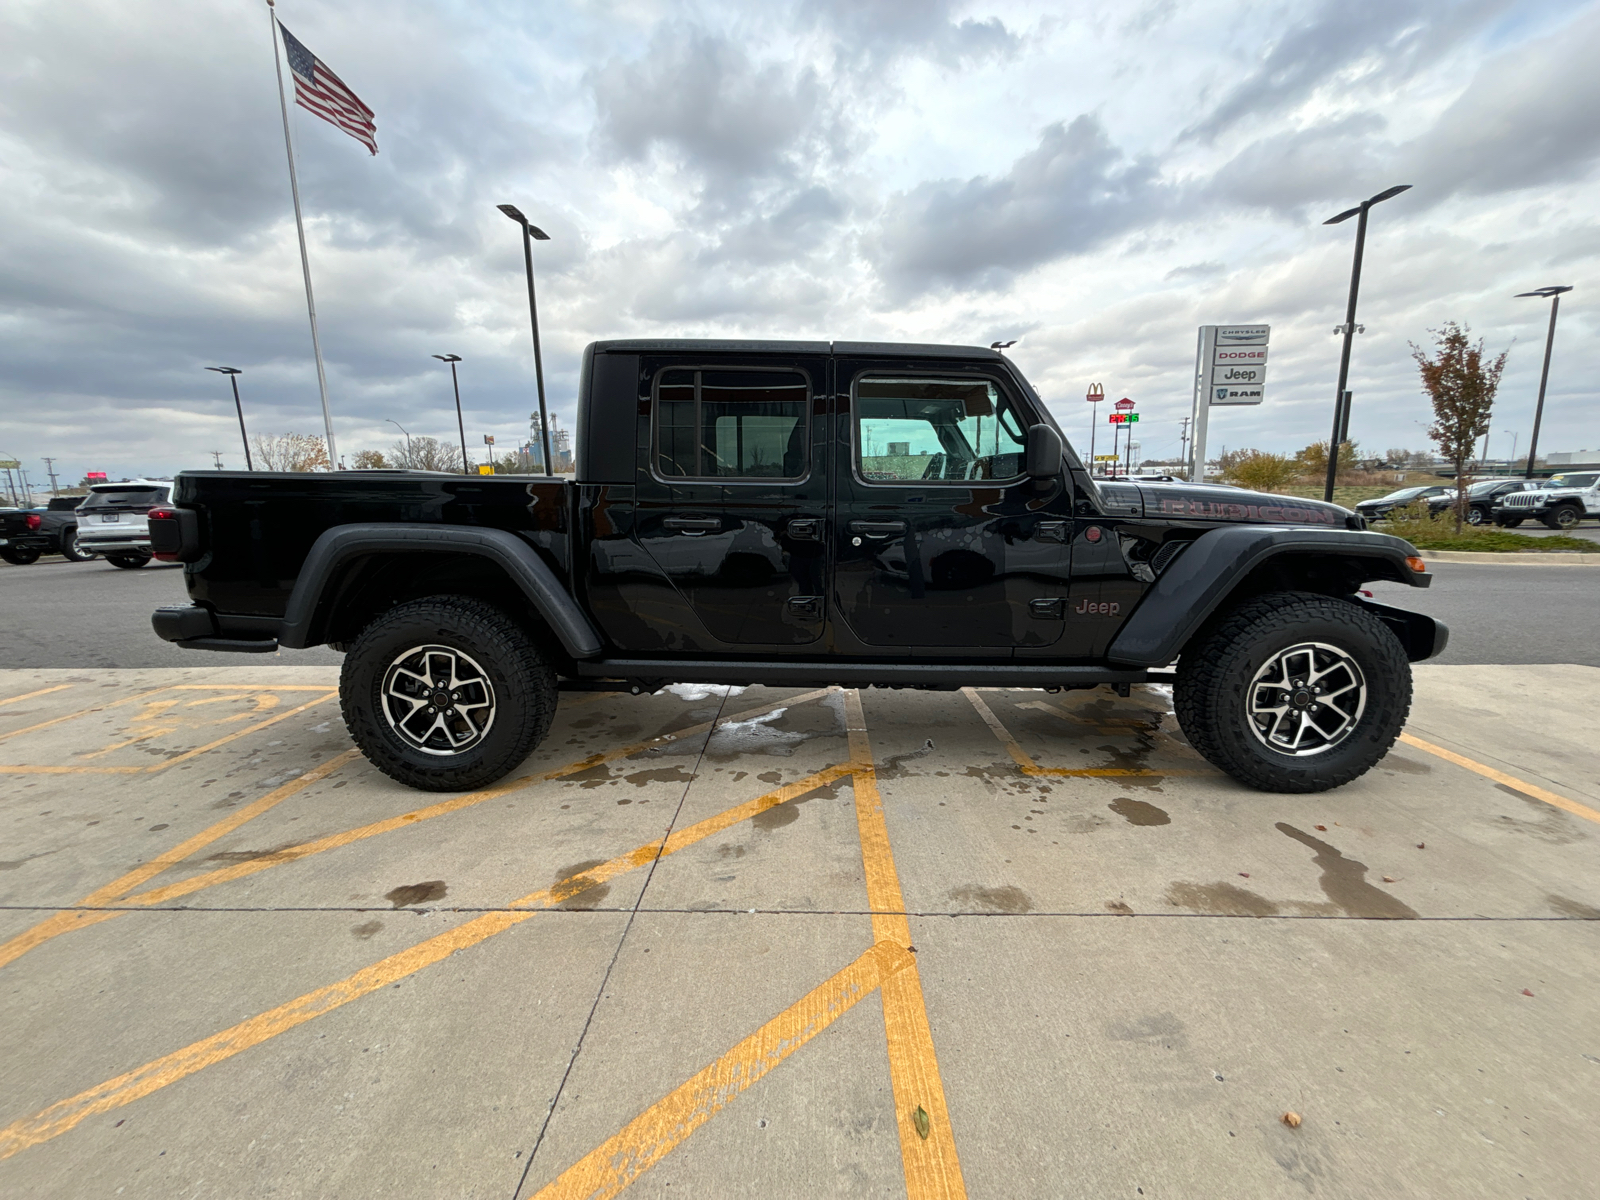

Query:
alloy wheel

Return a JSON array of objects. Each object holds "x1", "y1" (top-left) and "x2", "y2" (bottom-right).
[
  {"x1": 1246, "y1": 641, "x2": 1367, "y2": 757},
  {"x1": 379, "y1": 644, "x2": 497, "y2": 756}
]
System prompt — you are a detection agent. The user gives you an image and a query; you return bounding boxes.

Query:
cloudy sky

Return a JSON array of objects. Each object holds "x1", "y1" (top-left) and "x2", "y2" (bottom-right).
[{"x1": 3, "y1": 0, "x2": 1598, "y2": 488}]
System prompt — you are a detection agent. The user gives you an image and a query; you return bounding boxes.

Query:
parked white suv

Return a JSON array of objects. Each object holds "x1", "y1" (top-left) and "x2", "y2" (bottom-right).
[
  {"x1": 74, "y1": 480, "x2": 174, "y2": 568},
  {"x1": 1493, "y1": 472, "x2": 1600, "y2": 529}
]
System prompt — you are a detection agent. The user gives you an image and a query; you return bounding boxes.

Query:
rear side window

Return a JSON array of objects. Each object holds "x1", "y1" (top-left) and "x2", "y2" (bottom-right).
[
  {"x1": 855, "y1": 376, "x2": 1026, "y2": 484},
  {"x1": 80, "y1": 487, "x2": 167, "y2": 510},
  {"x1": 655, "y1": 368, "x2": 809, "y2": 480}
]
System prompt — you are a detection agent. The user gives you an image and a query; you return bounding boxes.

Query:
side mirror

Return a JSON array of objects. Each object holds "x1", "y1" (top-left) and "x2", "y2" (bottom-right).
[{"x1": 1026, "y1": 424, "x2": 1063, "y2": 479}]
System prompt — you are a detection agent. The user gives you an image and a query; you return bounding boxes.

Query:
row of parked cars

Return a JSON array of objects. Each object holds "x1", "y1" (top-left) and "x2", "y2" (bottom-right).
[
  {"x1": 0, "y1": 480, "x2": 174, "y2": 568},
  {"x1": 1354, "y1": 472, "x2": 1600, "y2": 529}
]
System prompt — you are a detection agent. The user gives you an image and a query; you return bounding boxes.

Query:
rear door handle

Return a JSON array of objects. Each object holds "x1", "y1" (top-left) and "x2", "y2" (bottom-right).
[
  {"x1": 787, "y1": 518, "x2": 821, "y2": 541},
  {"x1": 848, "y1": 520, "x2": 906, "y2": 537},
  {"x1": 663, "y1": 517, "x2": 721, "y2": 533}
]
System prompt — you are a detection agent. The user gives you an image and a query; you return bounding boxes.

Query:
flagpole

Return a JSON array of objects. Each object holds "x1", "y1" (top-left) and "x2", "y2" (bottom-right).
[{"x1": 266, "y1": 0, "x2": 338, "y2": 469}]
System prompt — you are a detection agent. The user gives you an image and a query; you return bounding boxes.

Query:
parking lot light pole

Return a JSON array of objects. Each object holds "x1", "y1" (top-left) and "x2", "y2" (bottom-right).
[
  {"x1": 205, "y1": 367, "x2": 253, "y2": 470},
  {"x1": 1505, "y1": 429, "x2": 1519, "y2": 469},
  {"x1": 433, "y1": 355, "x2": 467, "y2": 472},
  {"x1": 387, "y1": 418, "x2": 412, "y2": 466},
  {"x1": 496, "y1": 205, "x2": 554, "y2": 476},
  {"x1": 1321, "y1": 184, "x2": 1412, "y2": 502},
  {"x1": 1514, "y1": 286, "x2": 1572, "y2": 478}
]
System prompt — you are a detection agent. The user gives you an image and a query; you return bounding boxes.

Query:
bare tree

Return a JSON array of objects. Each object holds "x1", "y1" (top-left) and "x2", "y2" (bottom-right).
[
  {"x1": 1411, "y1": 322, "x2": 1508, "y2": 532},
  {"x1": 251, "y1": 432, "x2": 331, "y2": 472},
  {"x1": 388, "y1": 436, "x2": 464, "y2": 473},
  {"x1": 351, "y1": 449, "x2": 387, "y2": 469}
]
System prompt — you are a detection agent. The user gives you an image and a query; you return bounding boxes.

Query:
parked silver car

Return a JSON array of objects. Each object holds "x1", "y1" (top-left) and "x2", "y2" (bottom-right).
[{"x1": 73, "y1": 480, "x2": 173, "y2": 568}]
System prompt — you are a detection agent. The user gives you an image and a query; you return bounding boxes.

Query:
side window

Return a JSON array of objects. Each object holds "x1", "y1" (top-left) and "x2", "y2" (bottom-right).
[
  {"x1": 655, "y1": 368, "x2": 809, "y2": 480},
  {"x1": 856, "y1": 376, "x2": 1027, "y2": 484}
]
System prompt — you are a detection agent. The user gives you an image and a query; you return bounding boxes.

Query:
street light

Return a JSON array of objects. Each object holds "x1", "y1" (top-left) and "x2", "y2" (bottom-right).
[
  {"x1": 1514, "y1": 285, "x2": 1572, "y2": 478},
  {"x1": 989, "y1": 340, "x2": 1016, "y2": 354},
  {"x1": 1505, "y1": 428, "x2": 1519, "y2": 469},
  {"x1": 205, "y1": 367, "x2": 253, "y2": 470},
  {"x1": 433, "y1": 354, "x2": 468, "y2": 473},
  {"x1": 1321, "y1": 183, "x2": 1412, "y2": 501},
  {"x1": 387, "y1": 418, "x2": 412, "y2": 466},
  {"x1": 497, "y1": 204, "x2": 554, "y2": 475}
]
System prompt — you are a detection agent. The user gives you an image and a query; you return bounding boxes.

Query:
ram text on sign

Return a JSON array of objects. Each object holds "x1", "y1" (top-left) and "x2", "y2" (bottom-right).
[{"x1": 1212, "y1": 384, "x2": 1265, "y2": 405}]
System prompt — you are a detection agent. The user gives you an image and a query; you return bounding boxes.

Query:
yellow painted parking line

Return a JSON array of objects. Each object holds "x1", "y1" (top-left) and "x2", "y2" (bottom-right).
[
  {"x1": 139, "y1": 692, "x2": 337, "y2": 771},
  {"x1": 0, "y1": 765, "x2": 146, "y2": 776},
  {"x1": 963, "y1": 687, "x2": 1210, "y2": 778},
  {"x1": 0, "y1": 684, "x2": 73, "y2": 708},
  {"x1": 0, "y1": 767, "x2": 852, "y2": 1161},
  {"x1": 0, "y1": 749, "x2": 364, "y2": 971},
  {"x1": 529, "y1": 941, "x2": 916, "y2": 1200},
  {"x1": 843, "y1": 690, "x2": 967, "y2": 1199},
  {"x1": 0, "y1": 685, "x2": 172, "y2": 744},
  {"x1": 1399, "y1": 732, "x2": 1600, "y2": 826}
]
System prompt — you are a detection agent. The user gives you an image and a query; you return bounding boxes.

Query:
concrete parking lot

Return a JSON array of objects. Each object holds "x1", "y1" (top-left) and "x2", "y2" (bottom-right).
[{"x1": 1, "y1": 660, "x2": 1597, "y2": 1197}]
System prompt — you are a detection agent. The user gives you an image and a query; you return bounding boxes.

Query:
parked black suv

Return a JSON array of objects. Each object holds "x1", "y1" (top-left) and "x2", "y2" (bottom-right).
[
  {"x1": 150, "y1": 340, "x2": 1444, "y2": 796},
  {"x1": 1354, "y1": 484, "x2": 1453, "y2": 523},
  {"x1": 1428, "y1": 478, "x2": 1541, "y2": 525}
]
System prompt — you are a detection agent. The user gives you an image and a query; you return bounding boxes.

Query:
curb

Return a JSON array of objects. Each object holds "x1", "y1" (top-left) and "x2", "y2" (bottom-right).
[{"x1": 1419, "y1": 549, "x2": 1600, "y2": 566}]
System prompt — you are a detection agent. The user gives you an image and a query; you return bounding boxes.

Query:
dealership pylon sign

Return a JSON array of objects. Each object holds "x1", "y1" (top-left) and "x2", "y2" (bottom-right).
[{"x1": 1188, "y1": 324, "x2": 1269, "y2": 482}]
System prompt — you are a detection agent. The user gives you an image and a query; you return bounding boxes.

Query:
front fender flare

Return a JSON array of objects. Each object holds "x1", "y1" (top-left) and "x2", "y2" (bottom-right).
[
  {"x1": 1105, "y1": 526, "x2": 1427, "y2": 668},
  {"x1": 277, "y1": 524, "x2": 604, "y2": 659}
]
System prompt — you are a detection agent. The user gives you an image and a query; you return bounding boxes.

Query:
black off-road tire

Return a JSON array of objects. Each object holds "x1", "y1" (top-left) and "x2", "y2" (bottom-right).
[
  {"x1": 59, "y1": 528, "x2": 96, "y2": 562},
  {"x1": 1494, "y1": 515, "x2": 1523, "y2": 528},
  {"x1": 340, "y1": 595, "x2": 557, "y2": 792},
  {"x1": 1, "y1": 547, "x2": 41, "y2": 566},
  {"x1": 106, "y1": 552, "x2": 151, "y2": 569},
  {"x1": 1543, "y1": 505, "x2": 1581, "y2": 530},
  {"x1": 1174, "y1": 591, "x2": 1412, "y2": 794}
]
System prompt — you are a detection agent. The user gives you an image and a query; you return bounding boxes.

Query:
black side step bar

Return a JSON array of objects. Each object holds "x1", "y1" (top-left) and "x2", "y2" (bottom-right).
[{"x1": 573, "y1": 659, "x2": 1169, "y2": 689}]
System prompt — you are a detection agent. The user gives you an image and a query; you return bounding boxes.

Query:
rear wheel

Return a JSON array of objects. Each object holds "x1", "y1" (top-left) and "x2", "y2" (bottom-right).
[
  {"x1": 59, "y1": 528, "x2": 96, "y2": 562},
  {"x1": 106, "y1": 552, "x2": 151, "y2": 569},
  {"x1": 340, "y1": 595, "x2": 558, "y2": 792},
  {"x1": 1, "y1": 547, "x2": 41, "y2": 566},
  {"x1": 1175, "y1": 591, "x2": 1411, "y2": 793}
]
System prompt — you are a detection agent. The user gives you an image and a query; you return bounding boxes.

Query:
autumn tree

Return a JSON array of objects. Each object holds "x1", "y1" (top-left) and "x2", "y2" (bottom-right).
[
  {"x1": 251, "y1": 432, "x2": 331, "y2": 472},
  {"x1": 1293, "y1": 440, "x2": 1359, "y2": 482},
  {"x1": 1411, "y1": 322, "x2": 1508, "y2": 531},
  {"x1": 351, "y1": 449, "x2": 387, "y2": 469},
  {"x1": 1219, "y1": 449, "x2": 1299, "y2": 493}
]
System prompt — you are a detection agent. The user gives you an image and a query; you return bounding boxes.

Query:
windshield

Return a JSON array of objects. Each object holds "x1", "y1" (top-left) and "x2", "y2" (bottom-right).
[
  {"x1": 1547, "y1": 473, "x2": 1598, "y2": 489},
  {"x1": 1467, "y1": 479, "x2": 1507, "y2": 495},
  {"x1": 80, "y1": 486, "x2": 167, "y2": 510},
  {"x1": 1377, "y1": 486, "x2": 1427, "y2": 502}
]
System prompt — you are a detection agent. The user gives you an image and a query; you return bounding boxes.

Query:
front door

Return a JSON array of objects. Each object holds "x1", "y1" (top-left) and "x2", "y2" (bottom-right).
[
  {"x1": 633, "y1": 356, "x2": 829, "y2": 646},
  {"x1": 832, "y1": 360, "x2": 1072, "y2": 650}
]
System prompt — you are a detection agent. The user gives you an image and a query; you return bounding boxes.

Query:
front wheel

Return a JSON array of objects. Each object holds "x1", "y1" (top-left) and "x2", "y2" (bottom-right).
[
  {"x1": 1493, "y1": 515, "x2": 1523, "y2": 528},
  {"x1": 1544, "y1": 506, "x2": 1581, "y2": 530},
  {"x1": 59, "y1": 528, "x2": 96, "y2": 562},
  {"x1": 106, "y1": 553, "x2": 151, "y2": 569},
  {"x1": 340, "y1": 595, "x2": 558, "y2": 792},
  {"x1": 1175, "y1": 592, "x2": 1412, "y2": 793},
  {"x1": 1465, "y1": 507, "x2": 1485, "y2": 526},
  {"x1": 1, "y1": 547, "x2": 41, "y2": 566}
]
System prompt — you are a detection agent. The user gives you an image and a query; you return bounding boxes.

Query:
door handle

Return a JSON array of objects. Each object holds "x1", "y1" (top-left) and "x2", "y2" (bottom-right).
[
  {"x1": 1036, "y1": 520, "x2": 1068, "y2": 543},
  {"x1": 848, "y1": 520, "x2": 906, "y2": 537},
  {"x1": 663, "y1": 517, "x2": 721, "y2": 533},
  {"x1": 787, "y1": 518, "x2": 821, "y2": 541}
]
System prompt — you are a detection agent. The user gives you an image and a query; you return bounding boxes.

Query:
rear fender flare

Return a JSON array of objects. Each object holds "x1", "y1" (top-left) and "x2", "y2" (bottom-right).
[
  {"x1": 277, "y1": 524, "x2": 604, "y2": 659},
  {"x1": 1105, "y1": 526, "x2": 1428, "y2": 668}
]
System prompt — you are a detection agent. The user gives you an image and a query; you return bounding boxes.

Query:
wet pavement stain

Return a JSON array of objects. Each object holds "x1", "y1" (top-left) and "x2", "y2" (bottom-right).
[
  {"x1": 351, "y1": 919, "x2": 383, "y2": 939},
  {"x1": 1105, "y1": 899, "x2": 1134, "y2": 915},
  {"x1": 1109, "y1": 797, "x2": 1170, "y2": 826},
  {"x1": 1547, "y1": 893, "x2": 1600, "y2": 919},
  {"x1": 554, "y1": 859, "x2": 611, "y2": 910},
  {"x1": 948, "y1": 884, "x2": 1033, "y2": 913},
  {"x1": 751, "y1": 786, "x2": 827, "y2": 832},
  {"x1": 205, "y1": 846, "x2": 299, "y2": 865},
  {"x1": 879, "y1": 739, "x2": 936, "y2": 778},
  {"x1": 622, "y1": 766, "x2": 694, "y2": 787},
  {"x1": 569, "y1": 762, "x2": 620, "y2": 789},
  {"x1": 1276, "y1": 823, "x2": 1419, "y2": 919},
  {"x1": 757, "y1": 770, "x2": 783, "y2": 784},
  {"x1": 386, "y1": 880, "x2": 448, "y2": 908},
  {"x1": 1492, "y1": 787, "x2": 1585, "y2": 845},
  {"x1": 1165, "y1": 881, "x2": 1280, "y2": 917}
]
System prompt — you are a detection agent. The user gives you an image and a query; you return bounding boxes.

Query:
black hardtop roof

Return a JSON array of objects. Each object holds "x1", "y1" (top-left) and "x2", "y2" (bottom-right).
[{"x1": 590, "y1": 338, "x2": 1004, "y2": 361}]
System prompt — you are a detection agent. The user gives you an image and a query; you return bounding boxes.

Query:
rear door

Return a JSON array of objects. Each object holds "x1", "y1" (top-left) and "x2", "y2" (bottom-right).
[
  {"x1": 830, "y1": 358, "x2": 1071, "y2": 650},
  {"x1": 632, "y1": 355, "x2": 830, "y2": 646}
]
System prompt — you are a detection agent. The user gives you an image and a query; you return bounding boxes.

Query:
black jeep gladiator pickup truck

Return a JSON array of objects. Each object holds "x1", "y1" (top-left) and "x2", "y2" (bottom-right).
[{"x1": 150, "y1": 339, "x2": 1444, "y2": 794}]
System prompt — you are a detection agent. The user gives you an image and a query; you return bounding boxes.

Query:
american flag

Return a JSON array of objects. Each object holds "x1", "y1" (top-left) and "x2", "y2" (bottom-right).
[{"x1": 279, "y1": 23, "x2": 378, "y2": 155}]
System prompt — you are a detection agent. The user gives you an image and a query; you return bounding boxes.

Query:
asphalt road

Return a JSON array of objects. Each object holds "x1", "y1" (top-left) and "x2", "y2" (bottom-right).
[{"x1": 1, "y1": 553, "x2": 1595, "y2": 668}]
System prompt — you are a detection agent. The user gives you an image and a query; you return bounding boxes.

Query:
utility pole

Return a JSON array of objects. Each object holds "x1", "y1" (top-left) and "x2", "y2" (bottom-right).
[
  {"x1": 42, "y1": 457, "x2": 60, "y2": 497},
  {"x1": 211, "y1": 450, "x2": 225, "y2": 469},
  {"x1": 1321, "y1": 184, "x2": 1412, "y2": 501},
  {"x1": 1179, "y1": 417, "x2": 1191, "y2": 473}
]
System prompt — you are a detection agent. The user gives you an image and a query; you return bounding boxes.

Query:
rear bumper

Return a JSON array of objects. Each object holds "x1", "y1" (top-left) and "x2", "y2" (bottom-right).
[
  {"x1": 152, "y1": 605, "x2": 279, "y2": 653},
  {"x1": 79, "y1": 534, "x2": 152, "y2": 552}
]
